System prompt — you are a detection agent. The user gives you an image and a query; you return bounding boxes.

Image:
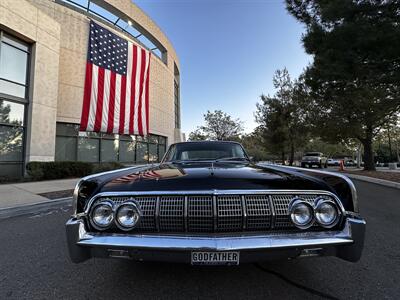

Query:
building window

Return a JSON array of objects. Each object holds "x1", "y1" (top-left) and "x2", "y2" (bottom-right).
[
  {"x1": 55, "y1": 123, "x2": 167, "y2": 164},
  {"x1": 58, "y1": 0, "x2": 167, "y2": 63},
  {"x1": 0, "y1": 32, "x2": 30, "y2": 178},
  {"x1": 174, "y1": 63, "x2": 180, "y2": 129}
]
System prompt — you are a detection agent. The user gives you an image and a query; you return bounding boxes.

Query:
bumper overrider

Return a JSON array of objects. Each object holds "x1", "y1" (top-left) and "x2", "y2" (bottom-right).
[{"x1": 66, "y1": 216, "x2": 366, "y2": 264}]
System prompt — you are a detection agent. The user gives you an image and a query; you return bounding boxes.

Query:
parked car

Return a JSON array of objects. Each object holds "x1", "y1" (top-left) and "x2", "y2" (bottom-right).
[
  {"x1": 301, "y1": 152, "x2": 328, "y2": 168},
  {"x1": 66, "y1": 141, "x2": 365, "y2": 265},
  {"x1": 327, "y1": 158, "x2": 341, "y2": 166},
  {"x1": 345, "y1": 159, "x2": 357, "y2": 167}
]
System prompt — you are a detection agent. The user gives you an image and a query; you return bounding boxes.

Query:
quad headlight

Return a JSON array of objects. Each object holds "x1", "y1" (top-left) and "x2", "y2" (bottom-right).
[
  {"x1": 90, "y1": 201, "x2": 114, "y2": 230},
  {"x1": 289, "y1": 199, "x2": 314, "y2": 229},
  {"x1": 115, "y1": 202, "x2": 141, "y2": 231},
  {"x1": 314, "y1": 199, "x2": 340, "y2": 228}
]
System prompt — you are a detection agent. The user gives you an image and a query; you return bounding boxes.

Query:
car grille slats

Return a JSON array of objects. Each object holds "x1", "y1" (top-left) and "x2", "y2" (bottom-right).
[
  {"x1": 217, "y1": 195, "x2": 243, "y2": 231},
  {"x1": 92, "y1": 192, "x2": 338, "y2": 233},
  {"x1": 271, "y1": 195, "x2": 294, "y2": 229},
  {"x1": 245, "y1": 195, "x2": 271, "y2": 230},
  {"x1": 159, "y1": 196, "x2": 185, "y2": 232},
  {"x1": 187, "y1": 196, "x2": 214, "y2": 232}
]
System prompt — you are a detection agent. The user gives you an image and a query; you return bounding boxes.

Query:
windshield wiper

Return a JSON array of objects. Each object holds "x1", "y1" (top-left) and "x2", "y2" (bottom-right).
[
  {"x1": 215, "y1": 157, "x2": 249, "y2": 162},
  {"x1": 169, "y1": 159, "x2": 214, "y2": 164}
]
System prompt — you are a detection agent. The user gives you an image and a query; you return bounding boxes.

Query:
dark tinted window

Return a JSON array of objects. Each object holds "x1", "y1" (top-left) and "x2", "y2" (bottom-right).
[
  {"x1": 164, "y1": 142, "x2": 247, "y2": 162},
  {"x1": 305, "y1": 152, "x2": 321, "y2": 156}
]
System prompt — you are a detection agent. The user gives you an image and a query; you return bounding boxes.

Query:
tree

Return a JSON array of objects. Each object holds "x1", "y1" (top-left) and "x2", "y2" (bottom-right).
[
  {"x1": 286, "y1": 0, "x2": 400, "y2": 170},
  {"x1": 0, "y1": 100, "x2": 23, "y2": 160},
  {"x1": 187, "y1": 128, "x2": 207, "y2": 141},
  {"x1": 374, "y1": 119, "x2": 400, "y2": 163},
  {"x1": 188, "y1": 110, "x2": 243, "y2": 141},
  {"x1": 240, "y1": 128, "x2": 272, "y2": 162},
  {"x1": 255, "y1": 69, "x2": 309, "y2": 165}
]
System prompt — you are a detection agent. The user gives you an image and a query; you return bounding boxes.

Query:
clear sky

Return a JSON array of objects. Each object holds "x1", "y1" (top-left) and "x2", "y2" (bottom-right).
[{"x1": 133, "y1": 0, "x2": 311, "y2": 135}]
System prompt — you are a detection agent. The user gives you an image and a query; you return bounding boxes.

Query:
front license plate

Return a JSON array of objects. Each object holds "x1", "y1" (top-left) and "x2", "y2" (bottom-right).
[{"x1": 191, "y1": 251, "x2": 240, "y2": 265}]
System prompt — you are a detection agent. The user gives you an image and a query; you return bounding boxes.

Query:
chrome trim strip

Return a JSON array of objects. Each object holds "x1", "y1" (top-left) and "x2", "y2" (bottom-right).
[
  {"x1": 83, "y1": 189, "x2": 346, "y2": 216},
  {"x1": 155, "y1": 196, "x2": 160, "y2": 232},
  {"x1": 259, "y1": 164, "x2": 358, "y2": 212},
  {"x1": 184, "y1": 196, "x2": 188, "y2": 232},
  {"x1": 269, "y1": 195, "x2": 275, "y2": 229},
  {"x1": 212, "y1": 195, "x2": 217, "y2": 231},
  {"x1": 75, "y1": 218, "x2": 357, "y2": 251},
  {"x1": 241, "y1": 195, "x2": 247, "y2": 230}
]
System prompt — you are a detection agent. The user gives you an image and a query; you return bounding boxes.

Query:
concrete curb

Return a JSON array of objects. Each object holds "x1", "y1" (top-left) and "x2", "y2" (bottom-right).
[
  {"x1": 342, "y1": 173, "x2": 400, "y2": 190},
  {"x1": 0, "y1": 197, "x2": 72, "y2": 220}
]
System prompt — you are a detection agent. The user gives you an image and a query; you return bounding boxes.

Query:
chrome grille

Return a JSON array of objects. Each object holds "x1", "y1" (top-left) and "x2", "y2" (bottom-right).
[
  {"x1": 271, "y1": 195, "x2": 293, "y2": 228},
  {"x1": 217, "y1": 195, "x2": 243, "y2": 231},
  {"x1": 245, "y1": 195, "x2": 271, "y2": 230},
  {"x1": 187, "y1": 196, "x2": 214, "y2": 232},
  {"x1": 91, "y1": 192, "x2": 340, "y2": 233},
  {"x1": 159, "y1": 196, "x2": 184, "y2": 231},
  {"x1": 136, "y1": 197, "x2": 157, "y2": 230}
]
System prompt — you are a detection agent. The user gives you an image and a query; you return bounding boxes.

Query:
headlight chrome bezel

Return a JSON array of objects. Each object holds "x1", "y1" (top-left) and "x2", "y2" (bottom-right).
[
  {"x1": 289, "y1": 198, "x2": 315, "y2": 229},
  {"x1": 115, "y1": 201, "x2": 142, "y2": 231},
  {"x1": 89, "y1": 200, "x2": 114, "y2": 231},
  {"x1": 314, "y1": 198, "x2": 341, "y2": 228}
]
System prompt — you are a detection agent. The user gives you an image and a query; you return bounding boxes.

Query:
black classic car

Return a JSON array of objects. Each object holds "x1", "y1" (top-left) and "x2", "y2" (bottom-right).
[{"x1": 66, "y1": 141, "x2": 366, "y2": 265}]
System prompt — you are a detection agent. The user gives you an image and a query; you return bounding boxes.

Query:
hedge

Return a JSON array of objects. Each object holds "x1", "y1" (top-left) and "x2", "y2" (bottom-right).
[{"x1": 26, "y1": 161, "x2": 125, "y2": 181}]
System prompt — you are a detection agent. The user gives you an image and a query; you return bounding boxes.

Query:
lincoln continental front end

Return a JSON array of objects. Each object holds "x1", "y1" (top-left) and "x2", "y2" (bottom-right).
[{"x1": 66, "y1": 141, "x2": 366, "y2": 265}]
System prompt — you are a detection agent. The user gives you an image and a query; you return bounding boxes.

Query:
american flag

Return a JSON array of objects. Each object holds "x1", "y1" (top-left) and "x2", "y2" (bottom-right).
[{"x1": 80, "y1": 21, "x2": 151, "y2": 136}]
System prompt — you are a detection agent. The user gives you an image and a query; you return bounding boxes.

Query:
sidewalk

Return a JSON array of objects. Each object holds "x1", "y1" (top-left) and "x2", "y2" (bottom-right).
[
  {"x1": 341, "y1": 172, "x2": 400, "y2": 189},
  {"x1": 0, "y1": 178, "x2": 78, "y2": 210},
  {"x1": 343, "y1": 166, "x2": 400, "y2": 173}
]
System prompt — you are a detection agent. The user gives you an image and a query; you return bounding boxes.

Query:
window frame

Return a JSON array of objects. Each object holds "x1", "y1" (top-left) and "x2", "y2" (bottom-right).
[
  {"x1": 0, "y1": 31, "x2": 30, "y2": 178},
  {"x1": 55, "y1": 122, "x2": 168, "y2": 164},
  {"x1": 0, "y1": 31, "x2": 30, "y2": 101},
  {"x1": 174, "y1": 63, "x2": 181, "y2": 129}
]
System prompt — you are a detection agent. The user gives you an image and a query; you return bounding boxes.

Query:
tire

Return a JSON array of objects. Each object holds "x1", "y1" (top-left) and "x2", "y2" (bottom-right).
[{"x1": 301, "y1": 163, "x2": 306, "y2": 168}]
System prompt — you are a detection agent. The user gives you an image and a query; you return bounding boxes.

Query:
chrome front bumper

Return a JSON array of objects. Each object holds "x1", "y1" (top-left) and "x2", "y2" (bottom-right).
[{"x1": 66, "y1": 217, "x2": 366, "y2": 264}]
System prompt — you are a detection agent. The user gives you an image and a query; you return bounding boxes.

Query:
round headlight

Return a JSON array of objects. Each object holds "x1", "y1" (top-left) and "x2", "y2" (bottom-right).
[
  {"x1": 289, "y1": 199, "x2": 314, "y2": 229},
  {"x1": 315, "y1": 200, "x2": 339, "y2": 228},
  {"x1": 90, "y1": 201, "x2": 114, "y2": 230},
  {"x1": 115, "y1": 202, "x2": 141, "y2": 231}
]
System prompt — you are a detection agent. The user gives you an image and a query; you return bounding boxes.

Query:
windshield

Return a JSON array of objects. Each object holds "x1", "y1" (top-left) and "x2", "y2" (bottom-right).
[
  {"x1": 163, "y1": 142, "x2": 248, "y2": 162},
  {"x1": 305, "y1": 153, "x2": 321, "y2": 157}
]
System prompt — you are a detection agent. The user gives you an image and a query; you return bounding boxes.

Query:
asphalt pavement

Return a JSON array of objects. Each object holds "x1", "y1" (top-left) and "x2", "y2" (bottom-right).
[{"x1": 0, "y1": 180, "x2": 399, "y2": 299}]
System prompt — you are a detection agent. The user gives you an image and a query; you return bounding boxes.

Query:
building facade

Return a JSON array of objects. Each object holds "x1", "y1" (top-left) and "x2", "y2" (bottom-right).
[{"x1": 0, "y1": 0, "x2": 182, "y2": 178}]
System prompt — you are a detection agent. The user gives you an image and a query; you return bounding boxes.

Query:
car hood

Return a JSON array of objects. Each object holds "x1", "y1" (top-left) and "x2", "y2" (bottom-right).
[{"x1": 97, "y1": 162, "x2": 333, "y2": 193}]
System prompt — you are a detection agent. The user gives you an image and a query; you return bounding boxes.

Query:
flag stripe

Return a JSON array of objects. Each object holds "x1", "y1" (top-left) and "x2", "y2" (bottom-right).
[
  {"x1": 133, "y1": 47, "x2": 142, "y2": 134},
  {"x1": 124, "y1": 42, "x2": 133, "y2": 134},
  {"x1": 145, "y1": 53, "x2": 151, "y2": 135},
  {"x1": 101, "y1": 69, "x2": 111, "y2": 132},
  {"x1": 113, "y1": 74, "x2": 121, "y2": 133},
  {"x1": 94, "y1": 67, "x2": 105, "y2": 132},
  {"x1": 80, "y1": 62, "x2": 92, "y2": 131},
  {"x1": 107, "y1": 71, "x2": 116, "y2": 133},
  {"x1": 137, "y1": 48, "x2": 146, "y2": 135},
  {"x1": 87, "y1": 64, "x2": 99, "y2": 131},
  {"x1": 129, "y1": 44, "x2": 138, "y2": 134},
  {"x1": 141, "y1": 51, "x2": 150, "y2": 135},
  {"x1": 119, "y1": 75, "x2": 127, "y2": 134}
]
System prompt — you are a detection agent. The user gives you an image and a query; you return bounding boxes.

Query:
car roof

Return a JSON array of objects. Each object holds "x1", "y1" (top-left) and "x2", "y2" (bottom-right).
[{"x1": 170, "y1": 141, "x2": 243, "y2": 146}]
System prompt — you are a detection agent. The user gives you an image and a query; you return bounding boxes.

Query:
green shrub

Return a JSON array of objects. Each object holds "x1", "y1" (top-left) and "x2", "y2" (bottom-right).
[{"x1": 26, "y1": 161, "x2": 124, "y2": 181}]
